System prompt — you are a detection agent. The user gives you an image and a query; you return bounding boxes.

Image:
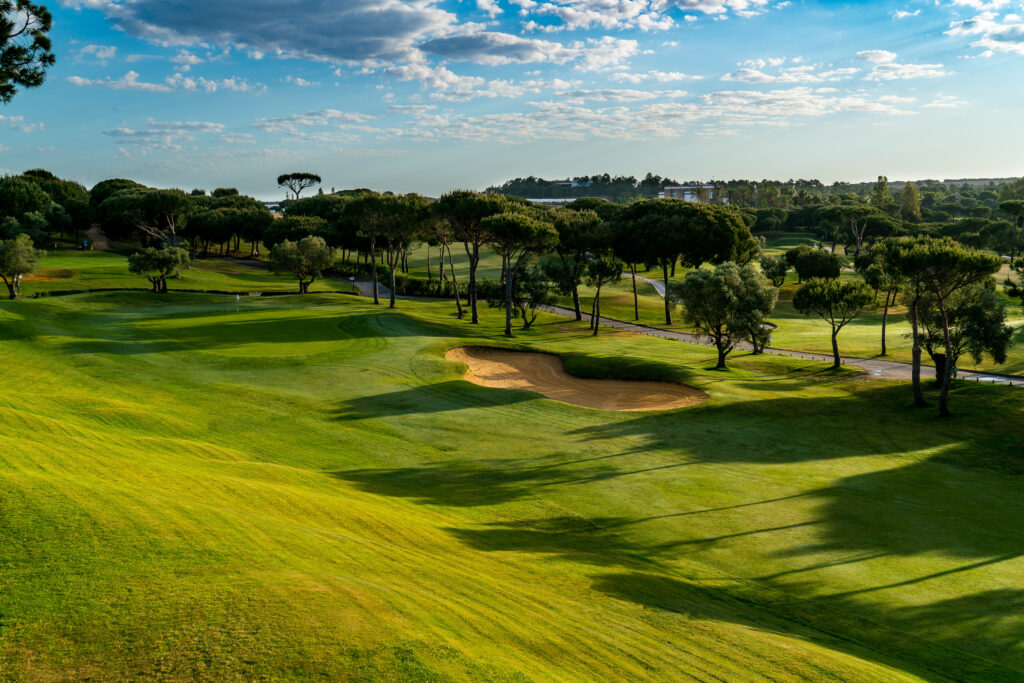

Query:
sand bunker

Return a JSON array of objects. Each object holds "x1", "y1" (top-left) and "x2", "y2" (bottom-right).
[{"x1": 446, "y1": 346, "x2": 707, "y2": 412}]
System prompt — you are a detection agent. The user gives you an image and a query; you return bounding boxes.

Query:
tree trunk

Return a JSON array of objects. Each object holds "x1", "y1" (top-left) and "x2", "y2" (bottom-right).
[
  {"x1": 880, "y1": 290, "x2": 891, "y2": 356},
  {"x1": 370, "y1": 236, "x2": 379, "y2": 305},
  {"x1": 831, "y1": 328, "x2": 840, "y2": 369},
  {"x1": 592, "y1": 284, "x2": 602, "y2": 336},
  {"x1": 438, "y1": 246, "x2": 446, "y2": 296},
  {"x1": 504, "y1": 256, "x2": 514, "y2": 337},
  {"x1": 716, "y1": 346, "x2": 727, "y2": 369},
  {"x1": 662, "y1": 263, "x2": 673, "y2": 325},
  {"x1": 446, "y1": 243, "x2": 463, "y2": 319},
  {"x1": 466, "y1": 241, "x2": 480, "y2": 324},
  {"x1": 937, "y1": 298, "x2": 954, "y2": 418},
  {"x1": 571, "y1": 283, "x2": 582, "y2": 322},
  {"x1": 388, "y1": 243, "x2": 398, "y2": 309},
  {"x1": 389, "y1": 263, "x2": 397, "y2": 308},
  {"x1": 910, "y1": 292, "x2": 927, "y2": 406},
  {"x1": 426, "y1": 244, "x2": 432, "y2": 281},
  {"x1": 631, "y1": 264, "x2": 639, "y2": 321}
]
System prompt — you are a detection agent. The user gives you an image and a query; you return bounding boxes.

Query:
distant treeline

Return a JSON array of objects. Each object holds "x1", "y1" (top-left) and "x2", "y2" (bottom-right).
[
  {"x1": 487, "y1": 173, "x2": 680, "y2": 202},
  {"x1": 488, "y1": 174, "x2": 1024, "y2": 212}
]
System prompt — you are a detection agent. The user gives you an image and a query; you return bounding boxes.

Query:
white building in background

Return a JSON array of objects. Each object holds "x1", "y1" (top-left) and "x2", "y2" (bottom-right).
[{"x1": 659, "y1": 183, "x2": 725, "y2": 203}]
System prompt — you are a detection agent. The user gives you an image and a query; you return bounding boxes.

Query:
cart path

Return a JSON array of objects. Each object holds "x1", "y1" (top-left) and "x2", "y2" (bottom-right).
[{"x1": 352, "y1": 278, "x2": 1023, "y2": 386}]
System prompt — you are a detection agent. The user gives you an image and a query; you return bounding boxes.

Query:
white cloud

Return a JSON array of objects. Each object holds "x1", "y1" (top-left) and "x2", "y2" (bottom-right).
[
  {"x1": 556, "y1": 88, "x2": 689, "y2": 101},
  {"x1": 76, "y1": 44, "x2": 117, "y2": 63},
  {"x1": 285, "y1": 76, "x2": 321, "y2": 87},
  {"x1": 384, "y1": 85, "x2": 919, "y2": 144},
  {"x1": 383, "y1": 62, "x2": 575, "y2": 101},
  {"x1": 945, "y1": 9, "x2": 1024, "y2": 55},
  {"x1": 165, "y1": 72, "x2": 265, "y2": 93},
  {"x1": 252, "y1": 109, "x2": 379, "y2": 136},
  {"x1": 610, "y1": 70, "x2": 704, "y2": 83},
  {"x1": 170, "y1": 50, "x2": 203, "y2": 70},
  {"x1": 421, "y1": 32, "x2": 638, "y2": 70},
  {"x1": 0, "y1": 114, "x2": 43, "y2": 132},
  {"x1": 58, "y1": 0, "x2": 460, "y2": 63},
  {"x1": 67, "y1": 70, "x2": 173, "y2": 92},
  {"x1": 893, "y1": 9, "x2": 921, "y2": 18},
  {"x1": 865, "y1": 61, "x2": 950, "y2": 80},
  {"x1": 856, "y1": 49, "x2": 898, "y2": 63},
  {"x1": 102, "y1": 120, "x2": 226, "y2": 150},
  {"x1": 477, "y1": 0, "x2": 503, "y2": 16},
  {"x1": 723, "y1": 58, "x2": 859, "y2": 83},
  {"x1": 923, "y1": 94, "x2": 967, "y2": 108}
]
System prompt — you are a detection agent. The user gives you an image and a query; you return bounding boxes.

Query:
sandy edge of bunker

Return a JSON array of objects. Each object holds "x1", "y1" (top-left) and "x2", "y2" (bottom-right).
[{"x1": 446, "y1": 346, "x2": 708, "y2": 412}]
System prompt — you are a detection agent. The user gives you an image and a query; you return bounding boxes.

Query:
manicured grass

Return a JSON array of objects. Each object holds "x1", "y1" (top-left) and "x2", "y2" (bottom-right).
[
  {"x1": 2, "y1": 290, "x2": 1024, "y2": 679},
  {"x1": 20, "y1": 251, "x2": 358, "y2": 297}
]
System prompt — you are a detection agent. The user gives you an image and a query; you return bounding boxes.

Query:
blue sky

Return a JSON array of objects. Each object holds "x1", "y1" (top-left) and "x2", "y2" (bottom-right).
[{"x1": 1, "y1": 0, "x2": 1022, "y2": 198}]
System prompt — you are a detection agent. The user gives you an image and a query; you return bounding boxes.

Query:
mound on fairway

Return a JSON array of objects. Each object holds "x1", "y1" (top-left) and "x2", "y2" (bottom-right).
[{"x1": 447, "y1": 346, "x2": 707, "y2": 411}]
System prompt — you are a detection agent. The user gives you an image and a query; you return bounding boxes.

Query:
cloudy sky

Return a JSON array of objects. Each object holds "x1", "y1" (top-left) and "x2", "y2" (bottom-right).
[{"x1": 1, "y1": 0, "x2": 1022, "y2": 197}]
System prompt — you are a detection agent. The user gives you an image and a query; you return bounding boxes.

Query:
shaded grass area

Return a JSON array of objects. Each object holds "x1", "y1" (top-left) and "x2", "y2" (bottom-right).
[
  {"x1": 2, "y1": 291, "x2": 1024, "y2": 679},
  {"x1": 21, "y1": 251, "x2": 357, "y2": 297}
]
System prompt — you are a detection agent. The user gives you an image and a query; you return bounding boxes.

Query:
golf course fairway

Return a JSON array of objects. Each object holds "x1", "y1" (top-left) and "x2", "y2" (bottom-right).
[{"x1": 2, "y1": 291, "x2": 1024, "y2": 681}]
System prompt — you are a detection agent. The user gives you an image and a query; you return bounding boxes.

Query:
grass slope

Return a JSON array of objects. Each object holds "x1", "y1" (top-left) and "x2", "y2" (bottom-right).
[{"x1": 2, "y1": 292, "x2": 1024, "y2": 680}]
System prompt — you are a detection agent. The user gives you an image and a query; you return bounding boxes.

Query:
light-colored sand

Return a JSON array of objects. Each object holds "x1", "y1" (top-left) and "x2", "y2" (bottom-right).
[{"x1": 446, "y1": 346, "x2": 708, "y2": 412}]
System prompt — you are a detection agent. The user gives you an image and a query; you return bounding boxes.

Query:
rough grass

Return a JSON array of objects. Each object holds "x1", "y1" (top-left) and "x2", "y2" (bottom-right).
[{"x1": 2, "y1": 290, "x2": 1024, "y2": 680}]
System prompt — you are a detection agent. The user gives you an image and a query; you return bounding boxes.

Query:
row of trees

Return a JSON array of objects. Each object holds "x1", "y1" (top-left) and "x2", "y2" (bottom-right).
[
  {"x1": 268, "y1": 191, "x2": 760, "y2": 334},
  {"x1": 0, "y1": 170, "x2": 91, "y2": 246},
  {"x1": 756, "y1": 238, "x2": 1009, "y2": 417}
]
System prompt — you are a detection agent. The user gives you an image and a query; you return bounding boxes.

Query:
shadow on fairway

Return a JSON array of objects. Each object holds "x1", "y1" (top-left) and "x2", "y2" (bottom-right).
[
  {"x1": 592, "y1": 572, "x2": 1024, "y2": 681},
  {"x1": 565, "y1": 382, "x2": 1024, "y2": 469},
  {"x1": 331, "y1": 382, "x2": 536, "y2": 420},
  {"x1": 60, "y1": 311, "x2": 428, "y2": 355},
  {"x1": 331, "y1": 457, "x2": 627, "y2": 507}
]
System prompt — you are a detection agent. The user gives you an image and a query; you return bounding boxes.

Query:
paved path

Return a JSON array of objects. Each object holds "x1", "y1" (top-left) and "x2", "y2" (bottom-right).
[
  {"x1": 351, "y1": 278, "x2": 1023, "y2": 387},
  {"x1": 540, "y1": 304, "x2": 1021, "y2": 385},
  {"x1": 84, "y1": 225, "x2": 111, "y2": 250},
  {"x1": 625, "y1": 272, "x2": 666, "y2": 297}
]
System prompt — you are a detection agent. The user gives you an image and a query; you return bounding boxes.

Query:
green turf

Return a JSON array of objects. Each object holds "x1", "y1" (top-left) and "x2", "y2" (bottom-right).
[
  {"x1": 2, "y1": 289, "x2": 1024, "y2": 680},
  {"x1": 22, "y1": 251, "x2": 358, "y2": 297}
]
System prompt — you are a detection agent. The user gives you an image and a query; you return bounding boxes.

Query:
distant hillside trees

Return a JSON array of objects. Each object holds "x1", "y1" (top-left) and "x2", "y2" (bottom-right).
[
  {"x1": 487, "y1": 172, "x2": 679, "y2": 203},
  {"x1": 0, "y1": 172, "x2": 89, "y2": 246}
]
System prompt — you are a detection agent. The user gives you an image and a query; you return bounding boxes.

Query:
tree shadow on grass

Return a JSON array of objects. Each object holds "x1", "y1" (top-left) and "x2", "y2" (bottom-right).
[
  {"x1": 59, "y1": 311, "x2": 430, "y2": 356},
  {"x1": 447, "y1": 517, "x2": 666, "y2": 569},
  {"x1": 331, "y1": 457, "x2": 628, "y2": 507},
  {"x1": 330, "y1": 382, "x2": 536, "y2": 420},
  {"x1": 593, "y1": 572, "x2": 1024, "y2": 681},
  {"x1": 566, "y1": 382, "x2": 1024, "y2": 469}
]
